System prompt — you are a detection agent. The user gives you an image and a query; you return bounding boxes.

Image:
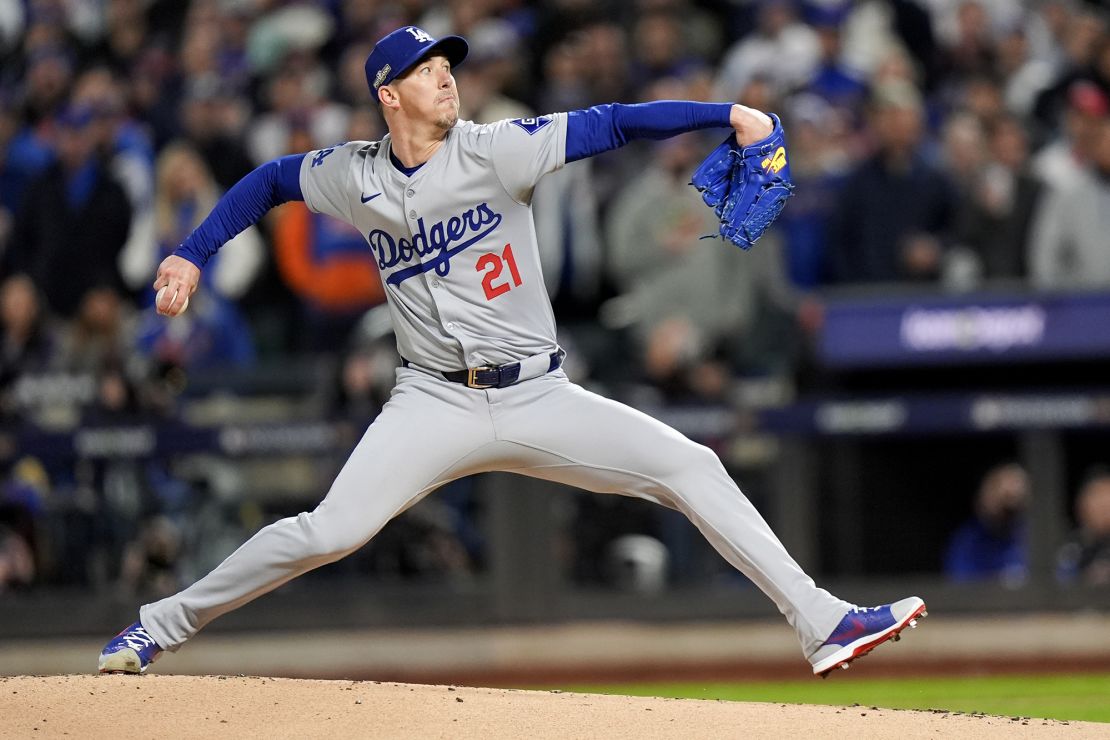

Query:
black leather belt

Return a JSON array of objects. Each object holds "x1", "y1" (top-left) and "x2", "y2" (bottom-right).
[{"x1": 402, "y1": 349, "x2": 566, "y2": 389}]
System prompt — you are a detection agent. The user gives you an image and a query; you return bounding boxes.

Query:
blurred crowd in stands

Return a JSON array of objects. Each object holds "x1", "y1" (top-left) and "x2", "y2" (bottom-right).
[
  {"x1": 945, "y1": 461, "x2": 1110, "y2": 588},
  {"x1": 2, "y1": 0, "x2": 1110, "y2": 595}
]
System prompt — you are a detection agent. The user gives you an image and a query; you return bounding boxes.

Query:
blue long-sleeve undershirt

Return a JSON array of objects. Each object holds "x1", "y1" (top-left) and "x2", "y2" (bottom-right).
[
  {"x1": 174, "y1": 153, "x2": 305, "y2": 269},
  {"x1": 565, "y1": 101, "x2": 734, "y2": 163},
  {"x1": 174, "y1": 102, "x2": 733, "y2": 268}
]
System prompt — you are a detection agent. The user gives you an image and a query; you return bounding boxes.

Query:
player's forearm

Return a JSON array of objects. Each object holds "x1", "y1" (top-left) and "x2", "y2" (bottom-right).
[
  {"x1": 565, "y1": 101, "x2": 733, "y2": 162},
  {"x1": 174, "y1": 153, "x2": 305, "y2": 269}
]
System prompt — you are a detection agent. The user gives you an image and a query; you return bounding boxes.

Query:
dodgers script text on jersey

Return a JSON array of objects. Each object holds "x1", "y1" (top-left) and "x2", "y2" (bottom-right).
[{"x1": 368, "y1": 203, "x2": 503, "y2": 286}]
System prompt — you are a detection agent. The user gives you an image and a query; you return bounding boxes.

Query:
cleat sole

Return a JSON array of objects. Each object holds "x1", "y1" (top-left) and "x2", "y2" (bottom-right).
[
  {"x1": 97, "y1": 648, "x2": 145, "y2": 675},
  {"x1": 812, "y1": 600, "x2": 928, "y2": 678}
]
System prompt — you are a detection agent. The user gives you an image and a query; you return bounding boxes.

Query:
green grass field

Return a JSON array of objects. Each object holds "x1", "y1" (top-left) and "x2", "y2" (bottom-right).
[{"x1": 560, "y1": 674, "x2": 1110, "y2": 723}]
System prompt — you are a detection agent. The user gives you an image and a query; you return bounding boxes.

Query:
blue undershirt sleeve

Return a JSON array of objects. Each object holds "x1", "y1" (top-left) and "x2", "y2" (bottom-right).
[
  {"x1": 565, "y1": 101, "x2": 733, "y2": 163},
  {"x1": 174, "y1": 153, "x2": 306, "y2": 269}
]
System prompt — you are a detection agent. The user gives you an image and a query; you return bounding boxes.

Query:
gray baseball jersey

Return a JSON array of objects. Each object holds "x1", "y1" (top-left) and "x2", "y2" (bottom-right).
[{"x1": 299, "y1": 115, "x2": 567, "y2": 370}]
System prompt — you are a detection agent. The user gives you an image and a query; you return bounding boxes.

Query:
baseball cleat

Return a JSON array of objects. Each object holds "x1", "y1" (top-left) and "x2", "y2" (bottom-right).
[
  {"x1": 808, "y1": 597, "x2": 927, "y2": 678},
  {"x1": 98, "y1": 621, "x2": 163, "y2": 674}
]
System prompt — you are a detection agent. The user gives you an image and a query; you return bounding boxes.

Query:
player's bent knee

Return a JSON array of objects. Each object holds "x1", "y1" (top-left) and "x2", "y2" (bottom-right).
[
  {"x1": 664, "y1": 440, "x2": 726, "y2": 478},
  {"x1": 297, "y1": 510, "x2": 372, "y2": 560}
]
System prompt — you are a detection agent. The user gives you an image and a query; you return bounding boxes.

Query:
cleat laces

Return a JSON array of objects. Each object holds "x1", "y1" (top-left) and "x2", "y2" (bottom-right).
[{"x1": 118, "y1": 627, "x2": 158, "y2": 653}]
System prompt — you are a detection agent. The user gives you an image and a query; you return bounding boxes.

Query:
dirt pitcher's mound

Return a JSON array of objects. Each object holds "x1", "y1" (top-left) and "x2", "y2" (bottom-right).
[{"x1": 0, "y1": 675, "x2": 1102, "y2": 739}]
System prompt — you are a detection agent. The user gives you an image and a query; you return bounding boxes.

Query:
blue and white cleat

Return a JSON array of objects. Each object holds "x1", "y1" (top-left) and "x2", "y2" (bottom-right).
[
  {"x1": 98, "y1": 621, "x2": 163, "y2": 674},
  {"x1": 809, "y1": 597, "x2": 927, "y2": 678}
]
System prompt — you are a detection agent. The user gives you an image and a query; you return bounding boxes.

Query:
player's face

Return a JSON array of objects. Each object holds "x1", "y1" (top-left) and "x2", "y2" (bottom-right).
[{"x1": 393, "y1": 54, "x2": 460, "y2": 130}]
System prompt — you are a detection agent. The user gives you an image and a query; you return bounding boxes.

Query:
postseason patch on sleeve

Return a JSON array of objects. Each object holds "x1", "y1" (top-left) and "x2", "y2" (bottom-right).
[{"x1": 509, "y1": 116, "x2": 553, "y2": 135}]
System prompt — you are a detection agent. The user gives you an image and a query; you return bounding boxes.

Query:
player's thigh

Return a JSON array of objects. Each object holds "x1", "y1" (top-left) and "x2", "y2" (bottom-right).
[
  {"x1": 310, "y1": 369, "x2": 495, "y2": 547},
  {"x1": 497, "y1": 373, "x2": 723, "y2": 498}
]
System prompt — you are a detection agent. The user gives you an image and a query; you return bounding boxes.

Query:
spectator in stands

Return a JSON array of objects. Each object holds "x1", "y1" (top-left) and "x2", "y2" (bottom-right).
[
  {"x1": 954, "y1": 73, "x2": 1007, "y2": 130},
  {"x1": 177, "y1": 75, "x2": 255, "y2": 193},
  {"x1": 1058, "y1": 467, "x2": 1110, "y2": 586},
  {"x1": 4, "y1": 104, "x2": 132, "y2": 318},
  {"x1": 579, "y1": 21, "x2": 637, "y2": 105},
  {"x1": 939, "y1": 112, "x2": 987, "y2": 201},
  {"x1": 244, "y1": 53, "x2": 350, "y2": 166},
  {"x1": 20, "y1": 44, "x2": 74, "y2": 126},
  {"x1": 945, "y1": 462, "x2": 1030, "y2": 586},
  {"x1": 85, "y1": 0, "x2": 163, "y2": 76},
  {"x1": 1028, "y1": 111, "x2": 1110, "y2": 289},
  {"x1": 1031, "y1": 80, "x2": 1108, "y2": 194},
  {"x1": 825, "y1": 81, "x2": 956, "y2": 284},
  {"x1": 954, "y1": 113, "x2": 1043, "y2": 282},
  {"x1": 605, "y1": 133, "x2": 737, "y2": 397},
  {"x1": 272, "y1": 194, "x2": 386, "y2": 352},
  {"x1": 776, "y1": 93, "x2": 852, "y2": 289},
  {"x1": 803, "y1": 6, "x2": 866, "y2": 115},
  {"x1": 934, "y1": 0, "x2": 997, "y2": 90},
  {"x1": 714, "y1": 0, "x2": 821, "y2": 101},
  {"x1": 71, "y1": 67, "x2": 158, "y2": 304},
  {"x1": 0, "y1": 520, "x2": 34, "y2": 592},
  {"x1": 335, "y1": 41, "x2": 380, "y2": 108},
  {"x1": 0, "y1": 275, "x2": 55, "y2": 414},
  {"x1": 127, "y1": 44, "x2": 184, "y2": 152},
  {"x1": 537, "y1": 36, "x2": 592, "y2": 114},
  {"x1": 131, "y1": 142, "x2": 258, "y2": 369},
  {"x1": 118, "y1": 514, "x2": 183, "y2": 599},
  {"x1": 1030, "y1": 6, "x2": 1108, "y2": 132},
  {"x1": 996, "y1": 22, "x2": 1056, "y2": 118},
  {"x1": 53, "y1": 286, "x2": 135, "y2": 375},
  {"x1": 714, "y1": 0, "x2": 820, "y2": 101},
  {"x1": 0, "y1": 94, "x2": 52, "y2": 249},
  {"x1": 133, "y1": 292, "x2": 256, "y2": 371},
  {"x1": 152, "y1": 142, "x2": 263, "y2": 302},
  {"x1": 628, "y1": 11, "x2": 703, "y2": 91},
  {"x1": 455, "y1": 27, "x2": 532, "y2": 124},
  {"x1": 0, "y1": 456, "x2": 50, "y2": 590},
  {"x1": 327, "y1": 305, "x2": 398, "y2": 426}
]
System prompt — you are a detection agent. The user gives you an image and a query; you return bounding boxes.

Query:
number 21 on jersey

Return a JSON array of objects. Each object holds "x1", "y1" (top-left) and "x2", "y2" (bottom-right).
[{"x1": 476, "y1": 244, "x2": 523, "y2": 301}]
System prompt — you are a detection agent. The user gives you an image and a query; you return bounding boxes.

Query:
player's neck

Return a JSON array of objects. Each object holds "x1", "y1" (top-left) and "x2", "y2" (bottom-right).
[{"x1": 388, "y1": 122, "x2": 449, "y2": 169}]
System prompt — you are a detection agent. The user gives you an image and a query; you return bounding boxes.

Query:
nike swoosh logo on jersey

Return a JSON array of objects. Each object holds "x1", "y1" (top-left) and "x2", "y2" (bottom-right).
[{"x1": 361, "y1": 192, "x2": 381, "y2": 203}]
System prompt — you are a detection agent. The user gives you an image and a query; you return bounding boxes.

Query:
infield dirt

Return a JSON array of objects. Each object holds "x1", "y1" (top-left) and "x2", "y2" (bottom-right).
[{"x1": 0, "y1": 674, "x2": 1105, "y2": 739}]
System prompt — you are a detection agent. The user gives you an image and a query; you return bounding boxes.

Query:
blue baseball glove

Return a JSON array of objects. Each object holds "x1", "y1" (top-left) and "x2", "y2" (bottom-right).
[{"x1": 689, "y1": 113, "x2": 794, "y2": 250}]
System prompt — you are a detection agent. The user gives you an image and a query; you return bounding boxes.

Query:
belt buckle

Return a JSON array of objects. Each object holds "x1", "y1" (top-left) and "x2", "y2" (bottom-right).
[{"x1": 466, "y1": 366, "x2": 497, "y2": 389}]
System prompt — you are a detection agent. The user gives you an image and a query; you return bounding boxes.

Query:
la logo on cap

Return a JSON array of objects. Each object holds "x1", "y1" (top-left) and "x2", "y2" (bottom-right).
[{"x1": 406, "y1": 27, "x2": 433, "y2": 43}]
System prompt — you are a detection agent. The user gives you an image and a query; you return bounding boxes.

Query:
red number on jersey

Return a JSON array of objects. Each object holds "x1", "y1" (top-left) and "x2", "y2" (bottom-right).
[{"x1": 477, "y1": 244, "x2": 523, "y2": 301}]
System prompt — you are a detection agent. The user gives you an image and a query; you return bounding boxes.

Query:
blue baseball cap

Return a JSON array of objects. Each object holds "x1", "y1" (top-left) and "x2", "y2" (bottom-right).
[{"x1": 365, "y1": 26, "x2": 468, "y2": 96}]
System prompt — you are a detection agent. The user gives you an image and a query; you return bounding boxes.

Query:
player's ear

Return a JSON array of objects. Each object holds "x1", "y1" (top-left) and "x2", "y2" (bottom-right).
[{"x1": 378, "y1": 84, "x2": 399, "y2": 110}]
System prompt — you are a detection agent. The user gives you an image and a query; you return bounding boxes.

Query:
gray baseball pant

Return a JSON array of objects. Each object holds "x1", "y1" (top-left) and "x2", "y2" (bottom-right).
[{"x1": 140, "y1": 368, "x2": 850, "y2": 659}]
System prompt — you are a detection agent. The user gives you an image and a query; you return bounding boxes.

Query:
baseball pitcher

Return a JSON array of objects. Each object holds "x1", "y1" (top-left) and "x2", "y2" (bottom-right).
[{"x1": 99, "y1": 26, "x2": 925, "y2": 679}]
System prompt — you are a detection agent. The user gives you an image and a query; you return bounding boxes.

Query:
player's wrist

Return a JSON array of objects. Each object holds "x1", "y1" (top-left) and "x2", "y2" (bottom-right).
[{"x1": 730, "y1": 104, "x2": 774, "y2": 146}]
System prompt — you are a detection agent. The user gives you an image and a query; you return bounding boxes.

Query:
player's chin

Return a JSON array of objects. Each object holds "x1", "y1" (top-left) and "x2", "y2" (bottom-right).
[
  {"x1": 435, "y1": 109, "x2": 459, "y2": 130},
  {"x1": 434, "y1": 98, "x2": 459, "y2": 128}
]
